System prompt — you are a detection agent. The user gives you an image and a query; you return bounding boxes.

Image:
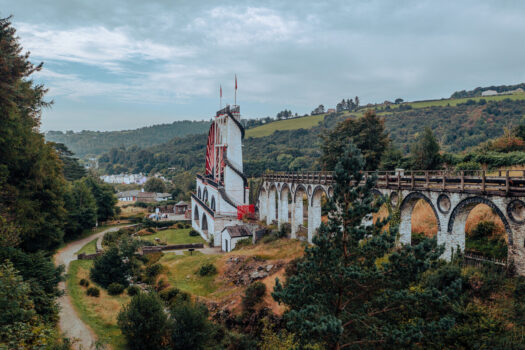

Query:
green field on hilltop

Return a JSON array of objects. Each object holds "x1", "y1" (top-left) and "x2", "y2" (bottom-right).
[
  {"x1": 245, "y1": 113, "x2": 326, "y2": 138},
  {"x1": 394, "y1": 92, "x2": 525, "y2": 110}
]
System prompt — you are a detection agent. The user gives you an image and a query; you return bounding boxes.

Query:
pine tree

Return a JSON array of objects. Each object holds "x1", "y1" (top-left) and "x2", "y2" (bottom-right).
[
  {"x1": 410, "y1": 127, "x2": 441, "y2": 170},
  {"x1": 273, "y1": 143, "x2": 464, "y2": 349}
]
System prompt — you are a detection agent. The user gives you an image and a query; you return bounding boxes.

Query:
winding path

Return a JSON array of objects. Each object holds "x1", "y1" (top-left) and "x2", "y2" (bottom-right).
[{"x1": 54, "y1": 226, "x2": 123, "y2": 350}]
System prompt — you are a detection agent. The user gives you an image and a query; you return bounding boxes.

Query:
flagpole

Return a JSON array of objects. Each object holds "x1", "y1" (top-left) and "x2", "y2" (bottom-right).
[{"x1": 234, "y1": 74, "x2": 237, "y2": 106}]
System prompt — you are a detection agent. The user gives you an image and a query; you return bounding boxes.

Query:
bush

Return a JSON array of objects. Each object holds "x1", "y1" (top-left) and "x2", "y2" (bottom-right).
[
  {"x1": 86, "y1": 287, "x2": 100, "y2": 297},
  {"x1": 108, "y1": 283, "x2": 126, "y2": 295},
  {"x1": 189, "y1": 229, "x2": 199, "y2": 237},
  {"x1": 79, "y1": 278, "x2": 90, "y2": 287},
  {"x1": 242, "y1": 282, "x2": 266, "y2": 311},
  {"x1": 118, "y1": 293, "x2": 170, "y2": 350},
  {"x1": 146, "y1": 263, "x2": 163, "y2": 278},
  {"x1": 170, "y1": 301, "x2": 214, "y2": 350},
  {"x1": 90, "y1": 247, "x2": 131, "y2": 288},
  {"x1": 127, "y1": 285, "x2": 140, "y2": 296},
  {"x1": 198, "y1": 263, "x2": 217, "y2": 276},
  {"x1": 159, "y1": 287, "x2": 180, "y2": 302},
  {"x1": 234, "y1": 238, "x2": 252, "y2": 250}
]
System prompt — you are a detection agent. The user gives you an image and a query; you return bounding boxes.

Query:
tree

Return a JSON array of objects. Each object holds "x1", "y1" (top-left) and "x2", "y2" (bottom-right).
[
  {"x1": 144, "y1": 177, "x2": 167, "y2": 193},
  {"x1": 84, "y1": 176, "x2": 118, "y2": 222},
  {"x1": 90, "y1": 247, "x2": 130, "y2": 288},
  {"x1": 410, "y1": 127, "x2": 441, "y2": 170},
  {"x1": 51, "y1": 143, "x2": 86, "y2": 181},
  {"x1": 170, "y1": 301, "x2": 215, "y2": 350},
  {"x1": 272, "y1": 143, "x2": 475, "y2": 349},
  {"x1": 63, "y1": 180, "x2": 97, "y2": 240},
  {"x1": 0, "y1": 17, "x2": 68, "y2": 252},
  {"x1": 0, "y1": 261, "x2": 54, "y2": 349},
  {"x1": 118, "y1": 292, "x2": 170, "y2": 350},
  {"x1": 321, "y1": 110, "x2": 389, "y2": 171},
  {"x1": 354, "y1": 96, "x2": 359, "y2": 108},
  {"x1": 395, "y1": 98, "x2": 404, "y2": 104}
]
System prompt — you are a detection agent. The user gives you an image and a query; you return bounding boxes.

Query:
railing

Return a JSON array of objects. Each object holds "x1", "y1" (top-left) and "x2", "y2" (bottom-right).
[
  {"x1": 261, "y1": 170, "x2": 525, "y2": 196},
  {"x1": 462, "y1": 252, "x2": 507, "y2": 268}
]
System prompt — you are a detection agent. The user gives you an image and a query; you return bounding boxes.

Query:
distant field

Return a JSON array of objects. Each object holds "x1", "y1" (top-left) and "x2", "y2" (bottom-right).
[
  {"x1": 141, "y1": 228, "x2": 205, "y2": 245},
  {"x1": 245, "y1": 114, "x2": 326, "y2": 138},
  {"x1": 245, "y1": 93, "x2": 525, "y2": 139}
]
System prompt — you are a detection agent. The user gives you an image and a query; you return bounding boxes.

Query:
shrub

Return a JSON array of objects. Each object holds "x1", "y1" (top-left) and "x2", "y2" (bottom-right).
[
  {"x1": 127, "y1": 285, "x2": 140, "y2": 296},
  {"x1": 242, "y1": 282, "x2": 266, "y2": 312},
  {"x1": 118, "y1": 293, "x2": 170, "y2": 350},
  {"x1": 90, "y1": 247, "x2": 130, "y2": 288},
  {"x1": 159, "y1": 287, "x2": 180, "y2": 302},
  {"x1": 86, "y1": 287, "x2": 100, "y2": 297},
  {"x1": 189, "y1": 229, "x2": 199, "y2": 237},
  {"x1": 108, "y1": 283, "x2": 126, "y2": 295},
  {"x1": 198, "y1": 263, "x2": 217, "y2": 276},
  {"x1": 146, "y1": 263, "x2": 163, "y2": 278},
  {"x1": 156, "y1": 278, "x2": 169, "y2": 292},
  {"x1": 234, "y1": 238, "x2": 252, "y2": 250},
  {"x1": 79, "y1": 278, "x2": 90, "y2": 287},
  {"x1": 170, "y1": 301, "x2": 214, "y2": 350}
]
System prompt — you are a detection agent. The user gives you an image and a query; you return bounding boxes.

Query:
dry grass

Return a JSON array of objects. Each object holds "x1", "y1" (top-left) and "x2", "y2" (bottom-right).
[{"x1": 118, "y1": 204, "x2": 147, "y2": 218}]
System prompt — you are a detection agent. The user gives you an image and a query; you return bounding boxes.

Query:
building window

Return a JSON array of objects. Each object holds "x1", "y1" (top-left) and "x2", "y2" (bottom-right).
[
  {"x1": 211, "y1": 196, "x2": 216, "y2": 211},
  {"x1": 194, "y1": 205, "x2": 200, "y2": 227},
  {"x1": 198, "y1": 187, "x2": 202, "y2": 199}
]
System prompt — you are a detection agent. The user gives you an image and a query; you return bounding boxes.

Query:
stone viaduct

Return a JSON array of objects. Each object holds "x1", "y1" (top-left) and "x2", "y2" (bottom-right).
[{"x1": 258, "y1": 170, "x2": 525, "y2": 275}]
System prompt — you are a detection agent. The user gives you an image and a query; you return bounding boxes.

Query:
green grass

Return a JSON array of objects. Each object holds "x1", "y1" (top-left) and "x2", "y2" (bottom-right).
[
  {"x1": 160, "y1": 253, "x2": 221, "y2": 297},
  {"x1": 391, "y1": 92, "x2": 525, "y2": 110},
  {"x1": 245, "y1": 114, "x2": 326, "y2": 138},
  {"x1": 141, "y1": 228, "x2": 205, "y2": 245},
  {"x1": 67, "y1": 260, "x2": 128, "y2": 350},
  {"x1": 76, "y1": 238, "x2": 98, "y2": 255}
]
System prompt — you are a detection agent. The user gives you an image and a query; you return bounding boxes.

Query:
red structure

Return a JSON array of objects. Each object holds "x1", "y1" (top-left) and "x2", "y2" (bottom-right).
[
  {"x1": 237, "y1": 204, "x2": 255, "y2": 219},
  {"x1": 205, "y1": 121, "x2": 226, "y2": 182}
]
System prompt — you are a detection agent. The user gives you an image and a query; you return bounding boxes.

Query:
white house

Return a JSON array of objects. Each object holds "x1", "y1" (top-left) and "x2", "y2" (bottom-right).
[
  {"x1": 481, "y1": 90, "x2": 498, "y2": 97},
  {"x1": 221, "y1": 225, "x2": 252, "y2": 252},
  {"x1": 117, "y1": 190, "x2": 139, "y2": 202}
]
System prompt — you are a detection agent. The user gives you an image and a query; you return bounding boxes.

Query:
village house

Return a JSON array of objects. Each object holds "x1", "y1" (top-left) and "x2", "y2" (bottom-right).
[
  {"x1": 221, "y1": 225, "x2": 253, "y2": 252},
  {"x1": 116, "y1": 189, "x2": 139, "y2": 202},
  {"x1": 174, "y1": 201, "x2": 189, "y2": 214}
]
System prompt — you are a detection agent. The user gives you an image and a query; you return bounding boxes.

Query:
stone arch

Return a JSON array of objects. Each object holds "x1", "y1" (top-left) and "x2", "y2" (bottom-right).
[
  {"x1": 194, "y1": 205, "x2": 200, "y2": 227},
  {"x1": 309, "y1": 186, "x2": 329, "y2": 242},
  {"x1": 203, "y1": 188, "x2": 208, "y2": 203},
  {"x1": 310, "y1": 185, "x2": 328, "y2": 206},
  {"x1": 198, "y1": 187, "x2": 202, "y2": 199},
  {"x1": 267, "y1": 183, "x2": 278, "y2": 225},
  {"x1": 211, "y1": 196, "x2": 216, "y2": 211},
  {"x1": 259, "y1": 188, "x2": 268, "y2": 220},
  {"x1": 294, "y1": 184, "x2": 307, "y2": 202},
  {"x1": 202, "y1": 213, "x2": 208, "y2": 232},
  {"x1": 292, "y1": 184, "x2": 308, "y2": 239},
  {"x1": 399, "y1": 192, "x2": 440, "y2": 245},
  {"x1": 448, "y1": 196, "x2": 513, "y2": 246},
  {"x1": 279, "y1": 183, "x2": 291, "y2": 227}
]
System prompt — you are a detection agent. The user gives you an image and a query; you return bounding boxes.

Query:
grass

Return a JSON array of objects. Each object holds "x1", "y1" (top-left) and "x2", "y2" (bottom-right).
[
  {"x1": 67, "y1": 260, "x2": 129, "y2": 350},
  {"x1": 141, "y1": 228, "x2": 205, "y2": 245},
  {"x1": 245, "y1": 114, "x2": 326, "y2": 138},
  {"x1": 76, "y1": 238, "x2": 98, "y2": 255}
]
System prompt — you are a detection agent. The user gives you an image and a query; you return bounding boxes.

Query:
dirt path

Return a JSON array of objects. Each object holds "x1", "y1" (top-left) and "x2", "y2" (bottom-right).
[{"x1": 54, "y1": 226, "x2": 123, "y2": 350}]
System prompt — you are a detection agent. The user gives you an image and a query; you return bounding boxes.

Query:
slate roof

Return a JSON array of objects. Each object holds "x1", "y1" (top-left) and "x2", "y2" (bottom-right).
[
  {"x1": 175, "y1": 200, "x2": 189, "y2": 206},
  {"x1": 222, "y1": 225, "x2": 252, "y2": 238},
  {"x1": 117, "y1": 190, "x2": 139, "y2": 198}
]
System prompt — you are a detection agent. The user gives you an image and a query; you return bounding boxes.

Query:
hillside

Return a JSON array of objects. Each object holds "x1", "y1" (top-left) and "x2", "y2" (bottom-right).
[{"x1": 45, "y1": 120, "x2": 211, "y2": 158}]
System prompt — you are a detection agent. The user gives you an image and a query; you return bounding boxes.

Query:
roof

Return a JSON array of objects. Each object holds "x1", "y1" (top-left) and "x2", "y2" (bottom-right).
[
  {"x1": 137, "y1": 191, "x2": 156, "y2": 199},
  {"x1": 175, "y1": 201, "x2": 189, "y2": 206},
  {"x1": 117, "y1": 190, "x2": 139, "y2": 197},
  {"x1": 222, "y1": 225, "x2": 252, "y2": 238},
  {"x1": 156, "y1": 193, "x2": 172, "y2": 198}
]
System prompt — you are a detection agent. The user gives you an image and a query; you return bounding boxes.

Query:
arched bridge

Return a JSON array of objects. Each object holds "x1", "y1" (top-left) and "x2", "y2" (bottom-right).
[{"x1": 258, "y1": 170, "x2": 525, "y2": 275}]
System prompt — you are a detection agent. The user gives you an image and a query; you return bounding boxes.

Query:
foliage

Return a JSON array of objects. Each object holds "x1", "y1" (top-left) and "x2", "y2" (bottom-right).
[
  {"x1": 107, "y1": 283, "x2": 125, "y2": 296},
  {"x1": 321, "y1": 110, "x2": 389, "y2": 170},
  {"x1": 242, "y1": 282, "x2": 267, "y2": 312},
  {"x1": 198, "y1": 263, "x2": 217, "y2": 276},
  {"x1": 272, "y1": 142, "x2": 489, "y2": 349},
  {"x1": 63, "y1": 179, "x2": 97, "y2": 239},
  {"x1": 127, "y1": 285, "x2": 140, "y2": 296},
  {"x1": 0, "y1": 247, "x2": 63, "y2": 322},
  {"x1": 146, "y1": 263, "x2": 163, "y2": 278},
  {"x1": 86, "y1": 287, "x2": 100, "y2": 297},
  {"x1": 117, "y1": 292, "x2": 170, "y2": 350},
  {"x1": 410, "y1": 126, "x2": 441, "y2": 169},
  {"x1": 189, "y1": 229, "x2": 199, "y2": 236},
  {"x1": 83, "y1": 177, "x2": 118, "y2": 222},
  {"x1": 79, "y1": 278, "x2": 89, "y2": 287},
  {"x1": 0, "y1": 261, "x2": 54, "y2": 350},
  {"x1": 169, "y1": 300, "x2": 216, "y2": 350},
  {"x1": 451, "y1": 83, "x2": 525, "y2": 98},
  {"x1": 234, "y1": 238, "x2": 252, "y2": 249},
  {"x1": 51, "y1": 143, "x2": 87, "y2": 181},
  {"x1": 144, "y1": 177, "x2": 167, "y2": 193},
  {"x1": 466, "y1": 221, "x2": 508, "y2": 259},
  {"x1": 90, "y1": 247, "x2": 130, "y2": 288}
]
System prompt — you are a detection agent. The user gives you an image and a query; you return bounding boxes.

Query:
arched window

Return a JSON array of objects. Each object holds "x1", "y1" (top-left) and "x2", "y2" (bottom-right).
[
  {"x1": 194, "y1": 205, "x2": 200, "y2": 227},
  {"x1": 202, "y1": 213, "x2": 208, "y2": 232},
  {"x1": 203, "y1": 188, "x2": 208, "y2": 203},
  {"x1": 211, "y1": 196, "x2": 216, "y2": 211},
  {"x1": 198, "y1": 187, "x2": 202, "y2": 199}
]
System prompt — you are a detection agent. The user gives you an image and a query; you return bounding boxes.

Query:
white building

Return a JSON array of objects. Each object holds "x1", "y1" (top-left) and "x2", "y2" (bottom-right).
[
  {"x1": 481, "y1": 90, "x2": 498, "y2": 97},
  {"x1": 221, "y1": 225, "x2": 252, "y2": 252},
  {"x1": 191, "y1": 105, "x2": 250, "y2": 246}
]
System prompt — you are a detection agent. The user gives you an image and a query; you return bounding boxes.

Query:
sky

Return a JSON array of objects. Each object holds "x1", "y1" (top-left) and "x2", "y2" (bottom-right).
[{"x1": 2, "y1": 0, "x2": 525, "y2": 131}]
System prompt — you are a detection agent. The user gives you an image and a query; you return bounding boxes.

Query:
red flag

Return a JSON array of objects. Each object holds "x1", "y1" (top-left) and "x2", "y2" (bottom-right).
[{"x1": 235, "y1": 75, "x2": 237, "y2": 90}]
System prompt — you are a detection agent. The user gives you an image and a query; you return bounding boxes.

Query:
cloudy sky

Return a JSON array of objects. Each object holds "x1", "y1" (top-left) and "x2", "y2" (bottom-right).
[{"x1": 2, "y1": 0, "x2": 525, "y2": 131}]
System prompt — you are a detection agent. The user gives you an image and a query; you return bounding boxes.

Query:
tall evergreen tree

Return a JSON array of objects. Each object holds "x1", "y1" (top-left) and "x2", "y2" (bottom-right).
[
  {"x1": 273, "y1": 143, "x2": 481, "y2": 349},
  {"x1": 63, "y1": 179, "x2": 97, "y2": 240},
  {"x1": 0, "y1": 16, "x2": 66, "y2": 251},
  {"x1": 410, "y1": 127, "x2": 441, "y2": 170}
]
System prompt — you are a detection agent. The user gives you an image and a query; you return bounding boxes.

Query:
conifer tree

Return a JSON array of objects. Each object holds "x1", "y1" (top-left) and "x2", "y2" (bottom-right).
[{"x1": 272, "y1": 143, "x2": 463, "y2": 349}]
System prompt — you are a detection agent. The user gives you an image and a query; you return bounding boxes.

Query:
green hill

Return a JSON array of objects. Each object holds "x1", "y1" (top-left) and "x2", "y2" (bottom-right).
[{"x1": 245, "y1": 114, "x2": 326, "y2": 138}]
